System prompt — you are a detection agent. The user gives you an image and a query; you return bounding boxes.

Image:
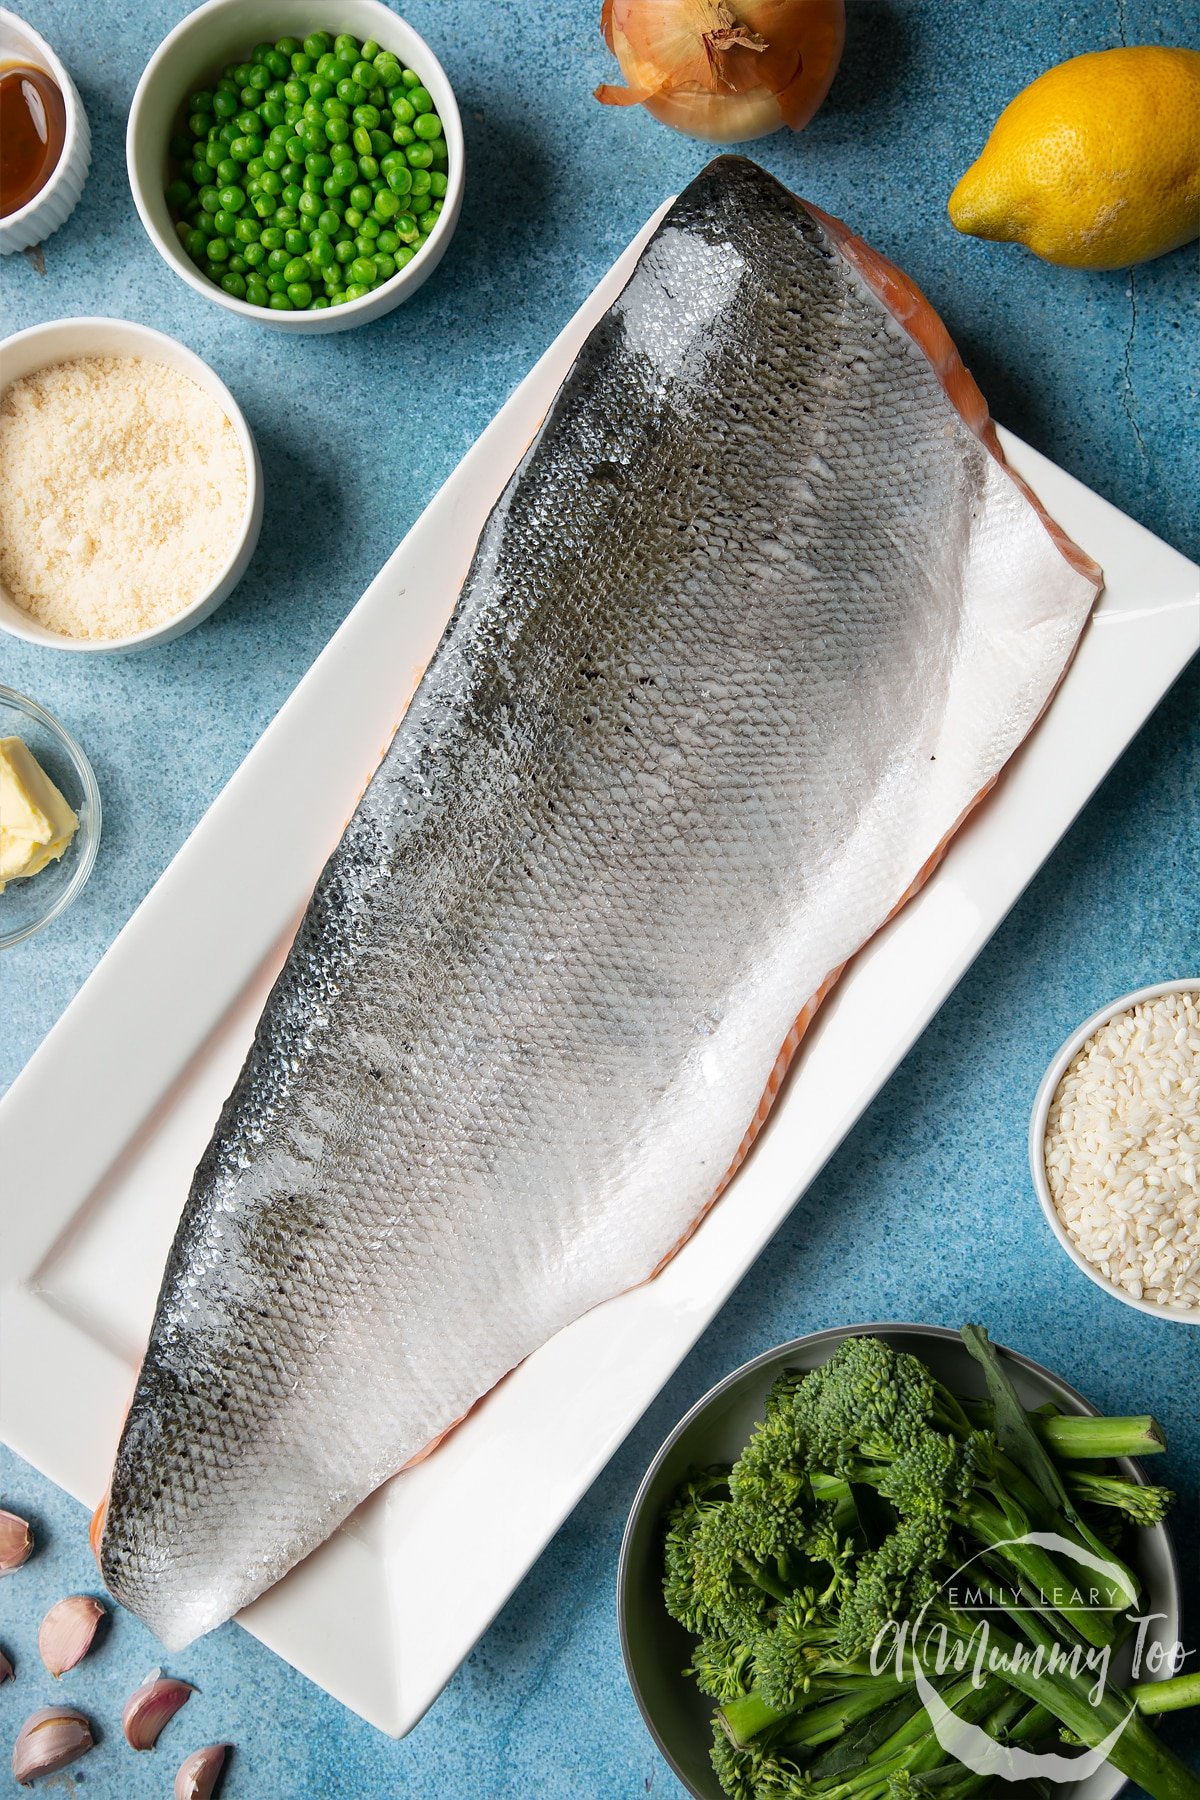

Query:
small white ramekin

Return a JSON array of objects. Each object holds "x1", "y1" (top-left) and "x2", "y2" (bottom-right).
[
  {"x1": 0, "y1": 8, "x2": 91, "y2": 254},
  {"x1": 1030, "y1": 978, "x2": 1200, "y2": 1327},
  {"x1": 126, "y1": 0, "x2": 464, "y2": 334},
  {"x1": 0, "y1": 316, "x2": 263, "y2": 652}
]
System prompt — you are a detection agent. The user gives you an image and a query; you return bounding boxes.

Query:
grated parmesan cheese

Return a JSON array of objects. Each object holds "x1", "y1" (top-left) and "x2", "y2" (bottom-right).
[
  {"x1": 1044, "y1": 989, "x2": 1200, "y2": 1311},
  {"x1": 0, "y1": 355, "x2": 247, "y2": 641}
]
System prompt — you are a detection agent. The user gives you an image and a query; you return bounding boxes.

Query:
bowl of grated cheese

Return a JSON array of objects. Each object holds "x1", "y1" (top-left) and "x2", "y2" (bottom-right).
[
  {"x1": 0, "y1": 315, "x2": 262, "y2": 651},
  {"x1": 1031, "y1": 980, "x2": 1200, "y2": 1326}
]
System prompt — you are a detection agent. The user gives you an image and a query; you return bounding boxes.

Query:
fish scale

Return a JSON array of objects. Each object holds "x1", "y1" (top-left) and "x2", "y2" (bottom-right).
[{"x1": 98, "y1": 156, "x2": 1100, "y2": 1649}]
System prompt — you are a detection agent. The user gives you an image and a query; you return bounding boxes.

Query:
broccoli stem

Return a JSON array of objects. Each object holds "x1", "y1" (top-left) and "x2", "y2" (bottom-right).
[
  {"x1": 951, "y1": 1606, "x2": 1200, "y2": 1800},
  {"x1": 1134, "y1": 1670, "x2": 1200, "y2": 1715},
  {"x1": 1036, "y1": 1413, "x2": 1167, "y2": 1461}
]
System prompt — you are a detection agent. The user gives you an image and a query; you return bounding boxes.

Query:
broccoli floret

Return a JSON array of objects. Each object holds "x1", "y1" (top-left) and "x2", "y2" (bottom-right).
[
  {"x1": 688, "y1": 1630, "x2": 758, "y2": 1702},
  {"x1": 790, "y1": 1337, "x2": 939, "y2": 1471},
  {"x1": 836, "y1": 1513, "x2": 948, "y2": 1661},
  {"x1": 663, "y1": 1468, "x2": 730, "y2": 1633},
  {"x1": 1066, "y1": 1470, "x2": 1174, "y2": 1527},
  {"x1": 711, "y1": 1727, "x2": 809, "y2": 1800}
]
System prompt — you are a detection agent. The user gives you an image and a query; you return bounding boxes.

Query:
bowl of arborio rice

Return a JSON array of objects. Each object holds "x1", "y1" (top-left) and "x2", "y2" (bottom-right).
[{"x1": 1030, "y1": 979, "x2": 1200, "y2": 1325}]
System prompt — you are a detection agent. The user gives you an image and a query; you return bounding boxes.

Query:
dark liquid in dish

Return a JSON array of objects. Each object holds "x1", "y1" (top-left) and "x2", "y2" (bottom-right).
[{"x1": 0, "y1": 64, "x2": 67, "y2": 218}]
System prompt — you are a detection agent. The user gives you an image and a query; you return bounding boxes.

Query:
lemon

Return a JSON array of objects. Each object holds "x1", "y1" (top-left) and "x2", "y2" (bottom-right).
[{"x1": 948, "y1": 46, "x2": 1200, "y2": 269}]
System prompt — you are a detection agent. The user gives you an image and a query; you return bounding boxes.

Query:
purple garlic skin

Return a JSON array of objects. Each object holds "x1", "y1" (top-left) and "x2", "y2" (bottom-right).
[
  {"x1": 37, "y1": 1594, "x2": 106, "y2": 1676},
  {"x1": 122, "y1": 1669, "x2": 194, "y2": 1749},
  {"x1": 11, "y1": 1706, "x2": 94, "y2": 1785},
  {"x1": 0, "y1": 1509, "x2": 33, "y2": 1574},
  {"x1": 0, "y1": 1645, "x2": 13, "y2": 1683},
  {"x1": 176, "y1": 1743, "x2": 231, "y2": 1799}
]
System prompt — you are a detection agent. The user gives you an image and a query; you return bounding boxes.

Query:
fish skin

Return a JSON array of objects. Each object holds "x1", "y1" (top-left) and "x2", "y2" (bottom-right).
[{"x1": 99, "y1": 157, "x2": 1100, "y2": 1649}]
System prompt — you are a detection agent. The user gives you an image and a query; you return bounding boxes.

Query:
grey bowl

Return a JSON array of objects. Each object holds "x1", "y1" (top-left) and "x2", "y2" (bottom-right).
[{"x1": 617, "y1": 1323, "x2": 1182, "y2": 1800}]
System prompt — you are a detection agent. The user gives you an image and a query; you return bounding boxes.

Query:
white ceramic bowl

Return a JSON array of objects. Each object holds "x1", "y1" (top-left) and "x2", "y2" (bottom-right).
[
  {"x1": 0, "y1": 316, "x2": 263, "y2": 652},
  {"x1": 1030, "y1": 978, "x2": 1200, "y2": 1327},
  {"x1": 0, "y1": 7, "x2": 91, "y2": 254},
  {"x1": 127, "y1": 0, "x2": 464, "y2": 334}
]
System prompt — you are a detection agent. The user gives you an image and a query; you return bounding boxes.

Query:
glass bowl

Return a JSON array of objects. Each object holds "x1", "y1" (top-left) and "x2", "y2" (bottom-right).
[{"x1": 0, "y1": 685, "x2": 101, "y2": 948}]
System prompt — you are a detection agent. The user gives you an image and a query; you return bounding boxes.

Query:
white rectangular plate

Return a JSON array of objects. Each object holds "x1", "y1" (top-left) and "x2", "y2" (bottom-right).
[{"x1": 2, "y1": 202, "x2": 1197, "y2": 1738}]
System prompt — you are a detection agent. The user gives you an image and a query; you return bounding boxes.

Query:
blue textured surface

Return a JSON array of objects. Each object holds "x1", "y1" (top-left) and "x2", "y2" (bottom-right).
[{"x1": 2, "y1": 1, "x2": 1198, "y2": 1795}]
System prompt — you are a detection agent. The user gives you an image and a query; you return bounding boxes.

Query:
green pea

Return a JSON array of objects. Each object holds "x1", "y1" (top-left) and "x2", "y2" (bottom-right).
[
  {"x1": 233, "y1": 215, "x2": 258, "y2": 243},
  {"x1": 374, "y1": 56, "x2": 402, "y2": 89},
  {"x1": 185, "y1": 226, "x2": 208, "y2": 260},
  {"x1": 246, "y1": 277, "x2": 269, "y2": 304},
  {"x1": 351, "y1": 125, "x2": 371, "y2": 156},
  {"x1": 243, "y1": 241, "x2": 266, "y2": 266},
  {"x1": 191, "y1": 158, "x2": 209, "y2": 185},
  {"x1": 286, "y1": 280, "x2": 313, "y2": 306},
  {"x1": 334, "y1": 239, "x2": 356, "y2": 263},
  {"x1": 342, "y1": 282, "x2": 368, "y2": 300},
  {"x1": 252, "y1": 194, "x2": 274, "y2": 219},
  {"x1": 207, "y1": 236, "x2": 231, "y2": 262},
  {"x1": 305, "y1": 151, "x2": 332, "y2": 177},
  {"x1": 413, "y1": 113, "x2": 441, "y2": 141},
  {"x1": 228, "y1": 252, "x2": 247, "y2": 273},
  {"x1": 283, "y1": 78, "x2": 306, "y2": 105},
  {"x1": 350, "y1": 102, "x2": 379, "y2": 131},
  {"x1": 284, "y1": 135, "x2": 304, "y2": 162},
  {"x1": 284, "y1": 227, "x2": 307, "y2": 254},
  {"x1": 357, "y1": 154, "x2": 379, "y2": 180},
  {"x1": 263, "y1": 142, "x2": 286, "y2": 170},
  {"x1": 333, "y1": 32, "x2": 358, "y2": 59},
  {"x1": 343, "y1": 206, "x2": 364, "y2": 229},
  {"x1": 235, "y1": 108, "x2": 258, "y2": 134},
  {"x1": 187, "y1": 111, "x2": 209, "y2": 139},
  {"x1": 346, "y1": 183, "x2": 370, "y2": 210},
  {"x1": 265, "y1": 48, "x2": 289, "y2": 78},
  {"x1": 372, "y1": 251, "x2": 396, "y2": 281},
  {"x1": 190, "y1": 87, "x2": 215, "y2": 112},
  {"x1": 216, "y1": 156, "x2": 240, "y2": 184},
  {"x1": 429, "y1": 170, "x2": 448, "y2": 197},
  {"x1": 273, "y1": 206, "x2": 298, "y2": 227},
  {"x1": 418, "y1": 208, "x2": 439, "y2": 235},
  {"x1": 372, "y1": 186, "x2": 401, "y2": 220},
  {"x1": 302, "y1": 170, "x2": 323, "y2": 194},
  {"x1": 391, "y1": 95, "x2": 414, "y2": 124},
  {"x1": 310, "y1": 295, "x2": 330, "y2": 309},
  {"x1": 328, "y1": 56, "x2": 353, "y2": 82},
  {"x1": 261, "y1": 225, "x2": 285, "y2": 249},
  {"x1": 283, "y1": 103, "x2": 302, "y2": 124},
  {"x1": 275, "y1": 35, "x2": 300, "y2": 53},
  {"x1": 308, "y1": 75, "x2": 333, "y2": 102},
  {"x1": 199, "y1": 185, "x2": 221, "y2": 212},
  {"x1": 392, "y1": 124, "x2": 415, "y2": 146},
  {"x1": 325, "y1": 116, "x2": 350, "y2": 142},
  {"x1": 337, "y1": 77, "x2": 363, "y2": 105},
  {"x1": 357, "y1": 216, "x2": 380, "y2": 240},
  {"x1": 218, "y1": 183, "x2": 246, "y2": 211},
  {"x1": 394, "y1": 246, "x2": 415, "y2": 271},
  {"x1": 303, "y1": 32, "x2": 331, "y2": 58},
  {"x1": 166, "y1": 177, "x2": 191, "y2": 210},
  {"x1": 316, "y1": 208, "x2": 340, "y2": 235},
  {"x1": 401, "y1": 67, "x2": 420, "y2": 87},
  {"x1": 212, "y1": 208, "x2": 236, "y2": 235},
  {"x1": 281, "y1": 182, "x2": 302, "y2": 207},
  {"x1": 309, "y1": 233, "x2": 335, "y2": 266},
  {"x1": 348, "y1": 61, "x2": 372, "y2": 88},
  {"x1": 376, "y1": 227, "x2": 399, "y2": 252},
  {"x1": 330, "y1": 140, "x2": 355, "y2": 162},
  {"x1": 174, "y1": 216, "x2": 191, "y2": 245},
  {"x1": 268, "y1": 292, "x2": 294, "y2": 309},
  {"x1": 410, "y1": 168, "x2": 431, "y2": 197},
  {"x1": 212, "y1": 89, "x2": 238, "y2": 118},
  {"x1": 290, "y1": 51, "x2": 312, "y2": 74},
  {"x1": 395, "y1": 212, "x2": 418, "y2": 242},
  {"x1": 266, "y1": 247, "x2": 290, "y2": 271},
  {"x1": 246, "y1": 155, "x2": 266, "y2": 177},
  {"x1": 280, "y1": 254, "x2": 307, "y2": 281},
  {"x1": 323, "y1": 97, "x2": 349, "y2": 121},
  {"x1": 298, "y1": 191, "x2": 322, "y2": 217},
  {"x1": 248, "y1": 65, "x2": 271, "y2": 91},
  {"x1": 348, "y1": 250, "x2": 378, "y2": 285},
  {"x1": 405, "y1": 142, "x2": 433, "y2": 169},
  {"x1": 230, "y1": 137, "x2": 261, "y2": 162}
]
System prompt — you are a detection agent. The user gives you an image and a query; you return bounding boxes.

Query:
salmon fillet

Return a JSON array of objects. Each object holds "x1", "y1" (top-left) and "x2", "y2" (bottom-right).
[{"x1": 98, "y1": 157, "x2": 1101, "y2": 1650}]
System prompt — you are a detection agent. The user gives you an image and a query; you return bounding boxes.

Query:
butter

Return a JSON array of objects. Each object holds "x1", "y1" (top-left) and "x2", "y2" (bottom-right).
[{"x1": 0, "y1": 736, "x2": 79, "y2": 893}]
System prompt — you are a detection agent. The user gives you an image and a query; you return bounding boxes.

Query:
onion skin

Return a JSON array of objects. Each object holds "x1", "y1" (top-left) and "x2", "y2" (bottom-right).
[{"x1": 597, "y1": 0, "x2": 845, "y2": 143}]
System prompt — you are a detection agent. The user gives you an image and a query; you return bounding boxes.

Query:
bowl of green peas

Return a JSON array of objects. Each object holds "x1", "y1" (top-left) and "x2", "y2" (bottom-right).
[{"x1": 127, "y1": 0, "x2": 463, "y2": 331}]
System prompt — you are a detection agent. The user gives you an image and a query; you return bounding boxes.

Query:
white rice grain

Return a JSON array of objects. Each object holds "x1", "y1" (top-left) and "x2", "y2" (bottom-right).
[{"x1": 1044, "y1": 989, "x2": 1200, "y2": 1312}]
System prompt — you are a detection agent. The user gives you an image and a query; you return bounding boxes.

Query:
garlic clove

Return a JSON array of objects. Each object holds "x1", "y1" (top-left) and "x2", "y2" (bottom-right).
[
  {"x1": 122, "y1": 1670, "x2": 194, "y2": 1749},
  {"x1": 0, "y1": 1645, "x2": 13, "y2": 1683},
  {"x1": 37, "y1": 1594, "x2": 106, "y2": 1676},
  {"x1": 0, "y1": 1509, "x2": 34, "y2": 1574},
  {"x1": 11, "y1": 1706, "x2": 94, "y2": 1785},
  {"x1": 176, "y1": 1743, "x2": 231, "y2": 1799}
]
